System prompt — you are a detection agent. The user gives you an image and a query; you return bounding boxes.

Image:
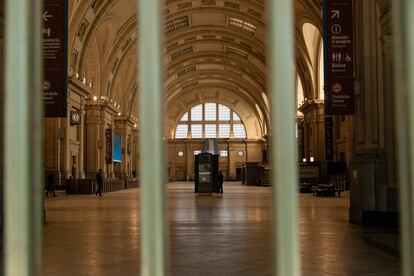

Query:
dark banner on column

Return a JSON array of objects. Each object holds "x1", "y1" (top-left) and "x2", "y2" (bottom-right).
[
  {"x1": 325, "y1": 117, "x2": 334, "y2": 160},
  {"x1": 323, "y1": 0, "x2": 354, "y2": 115},
  {"x1": 106, "y1": 129, "x2": 113, "y2": 164},
  {"x1": 43, "y1": 0, "x2": 68, "y2": 117}
]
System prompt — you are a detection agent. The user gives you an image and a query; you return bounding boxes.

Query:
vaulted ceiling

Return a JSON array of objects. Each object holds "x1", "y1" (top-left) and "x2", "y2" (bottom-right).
[{"x1": 68, "y1": 0, "x2": 323, "y2": 139}]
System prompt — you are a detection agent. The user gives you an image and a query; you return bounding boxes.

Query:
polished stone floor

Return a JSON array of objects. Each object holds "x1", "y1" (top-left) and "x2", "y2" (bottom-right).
[{"x1": 43, "y1": 182, "x2": 400, "y2": 275}]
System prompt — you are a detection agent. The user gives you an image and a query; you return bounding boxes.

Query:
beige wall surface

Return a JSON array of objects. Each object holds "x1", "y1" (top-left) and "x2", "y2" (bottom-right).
[{"x1": 167, "y1": 140, "x2": 265, "y2": 181}]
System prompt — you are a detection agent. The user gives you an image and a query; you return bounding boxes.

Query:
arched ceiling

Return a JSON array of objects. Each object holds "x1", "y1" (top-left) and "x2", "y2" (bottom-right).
[{"x1": 68, "y1": 0, "x2": 323, "y2": 138}]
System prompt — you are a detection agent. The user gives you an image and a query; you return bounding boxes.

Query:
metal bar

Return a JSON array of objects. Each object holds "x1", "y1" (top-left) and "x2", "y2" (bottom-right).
[
  {"x1": 392, "y1": 1, "x2": 414, "y2": 275},
  {"x1": 137, "y1": 0, "x2": 167, "y2": 275},
  {"x1": 267, "y1": 0, "x2": 300, "y2": 275},
  {"x1": 4, "y1": 0, "x2": 43, "y2": 275}
]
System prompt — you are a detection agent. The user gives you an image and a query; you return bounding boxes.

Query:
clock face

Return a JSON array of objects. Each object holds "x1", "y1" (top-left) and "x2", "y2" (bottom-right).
[
  {"x1": 72, "y1": 113, "x2": 80, "y2": 122},
  {"x1": 70, "y1": 111, "x2": 81, "y2": 125},
  {"x1": 177, "y1": 151, "x2": 184, "y2": 157},
  {"x1": 237, "y1": 150, "x2": 244, "y2": 157}
]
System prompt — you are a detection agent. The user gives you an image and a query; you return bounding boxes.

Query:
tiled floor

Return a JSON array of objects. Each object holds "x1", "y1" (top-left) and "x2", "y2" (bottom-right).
[{"x1": 42, "y1": 182, "x2": 400, "y2": 275}]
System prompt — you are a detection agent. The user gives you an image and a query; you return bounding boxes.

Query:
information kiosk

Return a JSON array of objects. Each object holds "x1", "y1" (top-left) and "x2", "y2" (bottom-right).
[{"x1": 194, "y1": 153, "x2": 219, "y2": 194}]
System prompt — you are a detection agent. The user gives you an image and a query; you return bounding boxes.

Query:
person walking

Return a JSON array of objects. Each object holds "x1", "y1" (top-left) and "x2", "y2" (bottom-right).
[
  {"x1": 46, "y1": 173, "x2": 56, "y2": 197},
  {"x1": 96, "y1": 169, "x2": 103, "y2": 196},
  {"x1": 218, "y1": 171, "x2": 224, "y2": 194}
]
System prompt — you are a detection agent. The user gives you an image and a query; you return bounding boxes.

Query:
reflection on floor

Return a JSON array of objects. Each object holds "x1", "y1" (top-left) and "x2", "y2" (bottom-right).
[{"x1": 43, "y1": 182, "x2": 399, "y2": 276}]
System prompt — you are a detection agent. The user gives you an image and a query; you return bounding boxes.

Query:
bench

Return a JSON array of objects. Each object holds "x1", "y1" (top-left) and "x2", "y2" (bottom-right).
[
  {"x1": 299, "y1": 182, "x2": 314, "y2": 193},
  {"x1": 334, "y1": 189, "x2": 343, "y2": 197},
  {"x1": 312, "y1": 185, "x2": 343, "y2": 197}
]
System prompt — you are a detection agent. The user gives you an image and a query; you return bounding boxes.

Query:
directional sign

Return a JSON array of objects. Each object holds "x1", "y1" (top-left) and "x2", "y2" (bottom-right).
[
  {"x1": 42, "y1": 11, "x2": 53, "y2": 22},
  {"x1": 324, "y1": 0, "x2": 354, "y2": 115},
  {"x1": 43, "y1": 0, "x2": 68, "y2": 117},
  {"x1": 331, "y1": 10, "x2": 340, "y2": 19}
]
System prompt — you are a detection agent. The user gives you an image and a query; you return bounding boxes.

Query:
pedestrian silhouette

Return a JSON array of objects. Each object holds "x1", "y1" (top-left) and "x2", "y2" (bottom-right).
[
  {"x1": 46, "y1": 173, "x2": 56, "y2": 197},
  {"x1": 96, "y1": 169, "x2": 103, "y2": 196},
  {"x1": 218, "y1": 171, "x2": 224, "y2": 194}
]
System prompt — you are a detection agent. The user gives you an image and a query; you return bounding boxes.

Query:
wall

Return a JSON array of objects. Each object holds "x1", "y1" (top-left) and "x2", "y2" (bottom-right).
[{"x1": 167, "y1": 139, "x2": 265, "y2": 181}]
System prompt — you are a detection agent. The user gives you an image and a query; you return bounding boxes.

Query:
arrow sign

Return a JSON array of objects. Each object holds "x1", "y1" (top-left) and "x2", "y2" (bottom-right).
[
  {"x1": 42, "y1": 11, "x2": 53, "y2": 21},
  {"x1": 43, "y1": 28, "x2": 51, "y2": 37},
  {"x1": 331, "y1": 10, "x2": 340, "y2": 19}
]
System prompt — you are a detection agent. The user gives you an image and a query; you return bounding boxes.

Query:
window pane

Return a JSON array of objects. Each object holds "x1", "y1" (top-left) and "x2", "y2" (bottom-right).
[
  {"x1": 175, "y1": 124, "x2": 188, "y2": 139},
  {"x1": 180, "y1": 112, "x2": 188, "y2": 121},
  {"x1": 219, "y1": 104, "x2": 230, "y2": 120},
  {"x1": 233, "y1": 112, "x2": 241, "y2": 121},
  {"x1": 219, "y1": 124, "x2": 230, "y2": 138},
  {"x1": 174, "y1": 104, "x2": 248, "y2": 141},
  {"x1": 191, "y1": 104, "x2": 202, "y2": 121},
  {"x1": 191, "y1": 124, "x2": 202, "y2": 138},
  {"x1": 220, "y1": 150, "x2": 228, "y2": 157},
  {"x1": 194, "y1": 150, "x2": 201, "y2": 155},
  {"x1": 233, "y1": 124, "x2": 246, "y2": 138},
  {"x1": 205, "y1": 103, "x2": 216, "y2": 121},
  {"x1": 205, "y1": 124, "x2": 216, "y2": 138}
]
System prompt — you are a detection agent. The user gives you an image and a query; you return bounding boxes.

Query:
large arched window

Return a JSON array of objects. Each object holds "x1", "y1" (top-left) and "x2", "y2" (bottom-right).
[{"x1": 175, "y1": 103, "x2": 247, "y2": 139}]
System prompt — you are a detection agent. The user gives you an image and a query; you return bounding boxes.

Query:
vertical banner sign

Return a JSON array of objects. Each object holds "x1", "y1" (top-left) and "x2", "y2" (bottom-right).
[
  {"x1": 325, "y1": 117, "x2": 334, "y2": 160},
  {"x1": 324, "y1": 0, "x2": 354, "y2": 115},
  {"x1": 105, "y1": 129, "x2": 113, "y2": 164},
  {"x1": 113, "y1": 134, "x2": 122, "y2": 162},
  {"x1": 43, "y1": 0, "x2": 68, "y2": 117}
]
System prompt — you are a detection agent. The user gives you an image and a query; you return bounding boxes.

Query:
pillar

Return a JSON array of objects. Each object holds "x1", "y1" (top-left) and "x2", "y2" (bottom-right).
[
  {"x1": 298, "y1": 99, "x2": 325, "y2": 161},
  {"x1": 349, "y1": 0, "x2": 397, "y2": 226}
]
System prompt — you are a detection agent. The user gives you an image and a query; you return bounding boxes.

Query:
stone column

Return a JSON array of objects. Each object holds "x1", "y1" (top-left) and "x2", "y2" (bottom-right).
[
  {"x1": 79, "y1": 98, "x2": 86, "y2": 178},
  {"x1": 114, "y1": 118, "x2": 135, "y2": 179},
  {"x1": 379, "y1": 0, "x2": 398, "y2": 211},
  {"x1": 44, "y1": 118, "x2": 62, "y2": 181},
  {"x1": 349, "y1": 0, "x2": 397, "y2": 226},
  {"x1": 84, "y1": 101, "x2": 116, "y2": 178},
  {"x1": 228, "y1": 141, "x2": 236, "y2": 180},
  {"x1": 114, "y1": 119, "x2": 124, "y2": 178},
  {"x1": 296, "y1": 116, "x2": 305, "y2": 161},
  {"x1": 298, "y1": 99, "x2": 325, "y2": 161},
  {"x1": 226, "y1": 140, "x2": 231, "y2": 179},
  {"x1": 186, "y1": 141, "x2": 192, "y2": 181},
  {"x1": 0, "y1": 1, "x2": 4, "y2": 229},
  {"x1": 333, "y1": 116, "x2": 354, "y2": 166},
  {"x1": 84, "y1": 106, "x2": 102, "y2": 178},
  {"x1": 132, "y1": 128, "x2": 139, "y2": 178}
]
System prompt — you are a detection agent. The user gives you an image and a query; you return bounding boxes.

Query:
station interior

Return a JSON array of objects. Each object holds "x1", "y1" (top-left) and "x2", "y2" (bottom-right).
[{"x1": 0, "y1": 0, "x2": 406, "y2": 275}]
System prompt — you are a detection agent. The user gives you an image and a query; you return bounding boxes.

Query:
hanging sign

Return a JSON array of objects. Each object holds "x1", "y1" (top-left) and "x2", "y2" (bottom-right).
[
  {"x1": 324, "y1": 0, "x2": 354, "y2": 115},
  {"x1": 43, "y1": 0, "x2": 68, "y2": 117},
  {"x1": 106, "y1": 129, "x2": 113, "y2": 164}
]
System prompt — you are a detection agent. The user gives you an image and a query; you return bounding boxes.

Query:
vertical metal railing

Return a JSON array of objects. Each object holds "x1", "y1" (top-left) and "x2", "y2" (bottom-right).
[
  {"x1": 4, "y1": 0, "x2": 43, "y2": 275},
  {"x1": 137, "y1": 0, "x2": 167, "y2": 275},
  {"x1": 393, "y1": 1, "x2": 414, "y2": 276},
  {"x1": 1, "y1": 0, "x2": 299, "y2": 275},
  {"x1": 268, "y1": 0, "x2": 300, "y2": 275}
]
